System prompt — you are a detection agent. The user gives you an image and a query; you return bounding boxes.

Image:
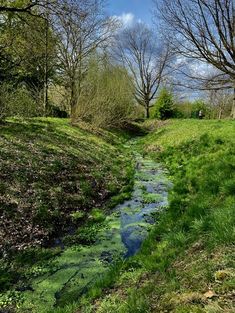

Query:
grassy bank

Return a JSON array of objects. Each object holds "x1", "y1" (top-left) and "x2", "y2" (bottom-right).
[
  {"x1": 0, "y1": 118, "x2": 135, "y2": 307},
  {"x1": 88, "y1": 119, "x2": 235, "y2": 313}
]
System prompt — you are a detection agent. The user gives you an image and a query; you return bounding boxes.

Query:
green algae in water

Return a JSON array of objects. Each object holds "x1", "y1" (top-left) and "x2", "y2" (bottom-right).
[
  {"x1": 142, "y1": 193, "x2": 164, "y2": 204},
  {"x1": 17, "y1": 154, "x2": 170, "y2": 312},
  {"x1": 19, "y1": 216, "x2": 126, "y2": 312}
]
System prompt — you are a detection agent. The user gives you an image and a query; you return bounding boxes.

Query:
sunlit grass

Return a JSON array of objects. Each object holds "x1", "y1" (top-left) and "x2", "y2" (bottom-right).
[{"x1": 88, "y1": 119, "x2": 235, "y2": 313}]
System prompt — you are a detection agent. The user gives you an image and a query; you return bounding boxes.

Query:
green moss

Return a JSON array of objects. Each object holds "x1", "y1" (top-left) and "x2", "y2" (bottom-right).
[
  {"x1": 90, "y1": 208, "x2": 106, "y2": 223},
  {"x1": 70, "y1": 211, "x2": 85, "y2": 221},
  {"x1": 142, "y1": 193, "x2": 164, "y2": 204}
]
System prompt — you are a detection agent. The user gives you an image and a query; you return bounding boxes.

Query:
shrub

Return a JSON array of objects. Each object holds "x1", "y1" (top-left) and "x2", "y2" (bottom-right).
[
  {"x1": 0, "y1": 83, "x2": 11, "y2": 120},
  {"x1": 190, "y1": 99, "x2": 210, "y2": 119},
  {"x1": 175, "y1": 99, "x2": 212, "y2": 119},
  {"x1": 76, "y1": 58, "x2": 135, "y2": 128},
  {"x1": 0, "y1": 83, "x2": 42, "y2": 118},
  {"x1": 153, "y1": 88, "x2": 175, "y2": 120}
]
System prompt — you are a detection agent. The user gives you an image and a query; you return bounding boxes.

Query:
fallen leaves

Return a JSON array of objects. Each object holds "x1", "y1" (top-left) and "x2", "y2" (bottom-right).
[{"x1": 204, "y1": 290, "x2": 216, "y2": 299}]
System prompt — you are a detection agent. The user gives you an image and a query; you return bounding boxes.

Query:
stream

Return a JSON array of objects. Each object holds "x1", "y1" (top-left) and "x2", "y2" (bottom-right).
[{"x1": 20, "y1": 152, "x2": 171, "y2": 312}]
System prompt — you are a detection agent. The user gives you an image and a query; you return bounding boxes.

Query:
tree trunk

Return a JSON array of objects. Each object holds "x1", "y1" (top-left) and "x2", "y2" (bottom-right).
[
  {"x1": 43, "y1": 0, "x2": 49, "y2": 116},
  {"x1": 218, "y1": 108, "x2": 222, "y2": 120},
  {"x1": 231, "y1": 87, "x2": 235, "y2": 119},
  {"x1": 146, "y1": 106, "x2": 150, "y2": 119},
  {"x1": 145, "y1": 100, "x2": 150, "y2": 119},
  {"x1": 70, "y1": 83, "x2": 77, "y2": 120}
]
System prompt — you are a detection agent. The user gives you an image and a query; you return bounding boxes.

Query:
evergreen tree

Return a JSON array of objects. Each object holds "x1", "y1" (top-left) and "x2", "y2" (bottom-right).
[{"x1": 153, "y1": 88, "x2": 175, "y2": 120}]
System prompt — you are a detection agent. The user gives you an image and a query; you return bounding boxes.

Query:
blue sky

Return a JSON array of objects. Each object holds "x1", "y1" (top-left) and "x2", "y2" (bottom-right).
[{"x1": 108, "y1": 0, "x2": 153, "y2": 24}]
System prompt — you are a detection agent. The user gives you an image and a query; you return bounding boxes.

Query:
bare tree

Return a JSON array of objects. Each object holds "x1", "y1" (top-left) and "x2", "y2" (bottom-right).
[
  {"x1": 207, "y1": 88, "x2": 233, "y2": 119},
  {"x1": 155, "y1": 0, "x2": 235, "y2": 118},
  {"x1": 114, "y1": 23, "x2": 172, "y2": 118},
  {"x1": 52, "y1": 0, "x2": 117, "y2": 119}
]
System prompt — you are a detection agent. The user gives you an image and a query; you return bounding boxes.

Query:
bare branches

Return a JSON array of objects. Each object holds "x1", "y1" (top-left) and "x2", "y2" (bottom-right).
[
  {"x1": 52, "y1": 0, "x2": 118, "y2": 118},
  {"x1": 155, "y1": 0, "x2": 235, "y2": 118},
  {"x1": 155, "y1": 0, "x2": 235, "y2": 79},
  {"x1": 114, "y1": 23, "x2": 172, "y2": 118}
]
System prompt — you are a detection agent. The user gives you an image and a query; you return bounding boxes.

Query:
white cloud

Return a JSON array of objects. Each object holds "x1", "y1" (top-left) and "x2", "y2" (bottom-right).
[
  {"x1": 189, "y1": 62, "x2": 212, "y2": 77},
  {"x1": 175, "y1": 57, "x2": 215, "y2": 78},
  {"x1": 114, "y1": 12, "x2": 135, "y2": 28}
]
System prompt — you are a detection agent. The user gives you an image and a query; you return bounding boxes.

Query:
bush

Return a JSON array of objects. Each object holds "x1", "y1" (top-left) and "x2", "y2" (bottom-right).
[
  {"x1": 175, "y1": 99, "x2": 212, "y2": 119},
  {"x1": 0, "y1": 83, "x2": 43, "y2": 118},
  {"x1": 190, "y1": 99, "x2": 210, "y2": 119},
  {"x1": 153, "y1": 88, "x2": 176, "y2": 120},
  {"x1": 76, "y1": 58, "x2": 135, "y2": 128},
  {"x1": 0, "y1": 84, "x2": 11, "y2": 120}
]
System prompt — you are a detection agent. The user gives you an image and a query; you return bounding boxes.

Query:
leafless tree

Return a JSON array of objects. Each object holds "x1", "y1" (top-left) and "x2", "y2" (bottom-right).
[
  {"x1": 114, "y1": 23, "x2": 172, "y2": 118},
  {"x1": 207, "y1": 88, "x2": 233, "y2": 119},
  {"x1": 154, "y1": 0, "x2": 235, "y2": 118},
  {"x1": 52, "y1": 0, "x2": 117, "y2": 119}
]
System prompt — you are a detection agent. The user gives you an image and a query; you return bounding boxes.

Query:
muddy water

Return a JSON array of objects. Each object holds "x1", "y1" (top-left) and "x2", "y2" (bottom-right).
[{"x1": 20, "y1": 153, "x2": 171, "y2": 312}]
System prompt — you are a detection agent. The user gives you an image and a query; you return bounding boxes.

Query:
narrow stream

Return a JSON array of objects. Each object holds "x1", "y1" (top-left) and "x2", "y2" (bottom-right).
[{"x1": 20, "y1": 153, "x2": 171, "y2": 312}]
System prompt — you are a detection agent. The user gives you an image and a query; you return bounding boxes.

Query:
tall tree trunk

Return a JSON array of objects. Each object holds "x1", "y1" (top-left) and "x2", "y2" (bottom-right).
[
  {"x1": 43, "y1": 0, "x2": 49, "y2": 116},
  {"x1": 70, "y1": 82, "x2": 77, "y2": 121},
  {"x1": 146, "y1": 105, "x2": 150, "y2": 119},
  {"x1": 218, "y1": 108, "x2": 223, "y2": 120},
  {"x1": 231, "y1": 87, "x2": 235, "y2": 119}
]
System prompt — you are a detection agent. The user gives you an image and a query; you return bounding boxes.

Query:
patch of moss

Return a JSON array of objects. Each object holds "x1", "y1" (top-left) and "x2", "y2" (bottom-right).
[{"x1": 142, "y1": 193, "x2": 164, "y2": 204}]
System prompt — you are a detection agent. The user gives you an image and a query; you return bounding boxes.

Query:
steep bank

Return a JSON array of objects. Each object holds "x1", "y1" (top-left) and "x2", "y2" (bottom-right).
[
  {"x1": 0, "y1": 118, "x2": 134, "y2": 253},
  {"x1": 0, "y1": 118, "x2": 134, "y2": 309},
  {"x1": 0, "y1": 120, "x2": 172, "y2": 313},
  {"x1": 14, "y1": 152, "x2": 170, "y2": 313}
]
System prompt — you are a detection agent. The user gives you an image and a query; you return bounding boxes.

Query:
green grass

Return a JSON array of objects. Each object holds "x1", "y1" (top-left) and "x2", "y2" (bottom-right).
[
  {"x1": 0, "y1": 118, "x2": 135, "y2": 306},
  {"x1": 87, "y1": 119, "x2": 235, "y2": 313},
  {"x1": 143, "y1": 119, "x2": 235, "y2": 148},
  {"x1": 1, "y1": 118, "x2": 234, "y2": 313}
]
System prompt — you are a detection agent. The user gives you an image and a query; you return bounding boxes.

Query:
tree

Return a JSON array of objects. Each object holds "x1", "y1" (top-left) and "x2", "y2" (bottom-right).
[
  {"x1": 0, "y1": 13, "x2": 56, "y2": 87},
  {"x1": 153, "y1": 87, "x2": 175, "y2": 120},
  {"x1": 53, "y1": 0, "x2": 117, "y2": 119},
  {"x1": 0, "y1": 7, "x2": 57, "y2": 117},
  {"x1": 155, "y1": 0, "x2": 235, "y2": 118},
  {"x1": 114, "y1": 23, "x2": 172, "y2": 118},
  {"x1": 0, "y1": 0, "x2": 40, "y2": 13},
  {"x1": 0, "y1": 0, "x2": 58, "y2": 114},
  {"x1": 76, "y1": 55, "x2": 135, "y2": 127},
  {"x1": 207, "y1": 89, "x2": 233, "y2": 119},
  {"x1": 0, "y1": 0, "x2": 54, "y2": 15}
]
